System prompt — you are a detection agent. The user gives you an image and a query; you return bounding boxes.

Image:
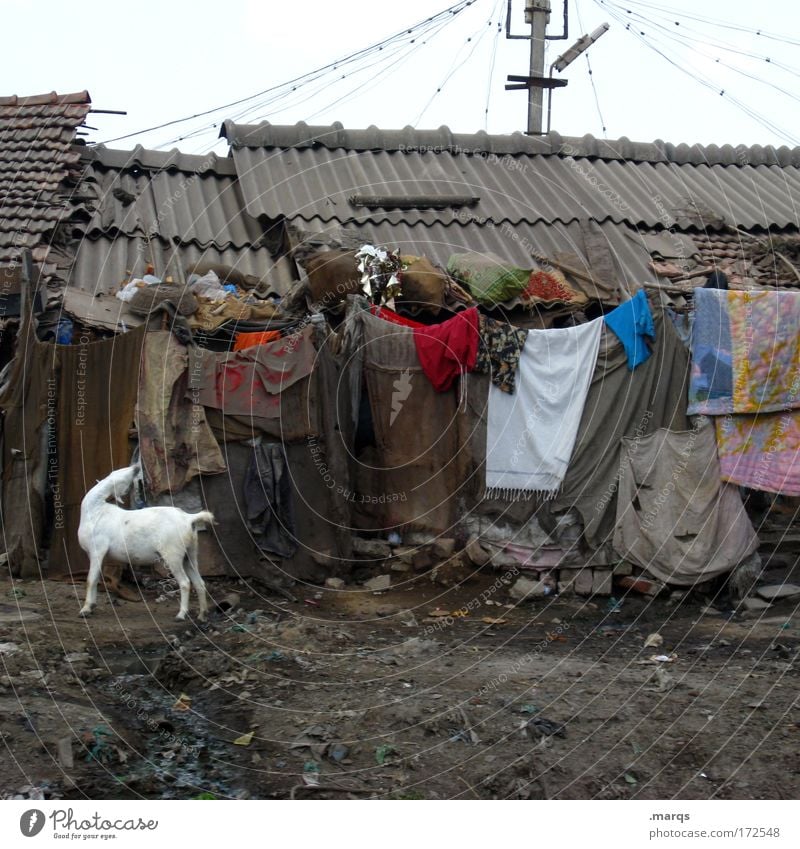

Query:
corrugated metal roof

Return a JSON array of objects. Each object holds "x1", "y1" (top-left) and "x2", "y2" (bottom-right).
[
  {"x1": 292, "y1": 217, "x2": 655, "y2": 299},
  {"x1": 0, "y1": 91, "x2": 91, "y2": 269},
  {"x1": 226, "y1": 124, "x2": 800, "y2": 233},
  {"x1": 79, "y1": 151, "x2": 264, "y2": 250},
  {"x1": 221, "y1": 120, "x2": 800, "y2": 167},
  {"x1": 69, "y1": 234, "x2": 283, "y2": 295}
]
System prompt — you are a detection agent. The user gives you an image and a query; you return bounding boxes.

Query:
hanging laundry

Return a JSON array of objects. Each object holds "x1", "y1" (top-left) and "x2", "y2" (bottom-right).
[
  {"x1": 485, "y1": 317, "x2": 603, "y2": 499},
  {"x1": 729, "y1": 289, "x2": 800, "y2": 412},
  {"x1": 188, "y1": 325, "x2": 316, "y2": 418},
  {"x1": 614, "y1": 420, "x2": 758, "y2": 585},
  {"x1": 473, "y1": 313, "x2": 528, "y2": 394},
  {"x1": 369, "y1": 304, "x2": 426, "y2": 329},
  {"x1": 603, "y1": 288, "x2": 655, "y2": 370},
  {"x1": 716, "y1": 411, "x2": 800, "y2": 496},
  {"x1": 549, "y1": 309, "x2": 691, "y2": 548},
  {"x1": 242, "y1": 442, "x2": 297, "y2": 558},
  {"x1": 137, "y1": 330, "x2": 226, "y2": 497},
  {"x1": 233, "y1": 329, "x2": 282, "y2": 352},
  {"x1": 689, "y1": 288, "x2": 800, "y2": 415},
  {"x1": 412, "y1": 307, "x2": 479, "y2": 392}
]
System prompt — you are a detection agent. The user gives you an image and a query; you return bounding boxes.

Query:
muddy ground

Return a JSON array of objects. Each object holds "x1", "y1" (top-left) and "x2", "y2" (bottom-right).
[{"x1": 1, "y1": 557, "x2": 798, "y2": 801}]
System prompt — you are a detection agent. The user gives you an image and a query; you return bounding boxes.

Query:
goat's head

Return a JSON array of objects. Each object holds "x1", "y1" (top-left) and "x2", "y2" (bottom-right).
[{"x1": 106, "y1": 464, "x2": 139, "y2": 504}]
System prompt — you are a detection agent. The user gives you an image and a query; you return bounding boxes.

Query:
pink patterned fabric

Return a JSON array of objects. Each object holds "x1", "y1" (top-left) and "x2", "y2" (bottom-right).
[{"x1": 716, "y1": 411, "x2": 800, "y2": 496}]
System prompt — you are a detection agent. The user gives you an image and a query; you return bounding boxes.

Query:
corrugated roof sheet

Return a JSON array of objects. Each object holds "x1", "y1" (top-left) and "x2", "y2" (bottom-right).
[
  {"x1": 79, "y1": 147, "x2": 263, "y2": 250},
  {"x1": 0, "y1": 91, "x2": 91, "y2": 268},
  {"x1": 293, "y1": 217, "x2": 649, "y2": 299},
  {"x1": 227, "y1": 126, "x2": 800, "y2": 233},
  {"x1": 70, "y1": 234, "x2": 284, "y2": 296},
  {"x1": 221, "y1": 120, "x2": 800, "y2": 167}
]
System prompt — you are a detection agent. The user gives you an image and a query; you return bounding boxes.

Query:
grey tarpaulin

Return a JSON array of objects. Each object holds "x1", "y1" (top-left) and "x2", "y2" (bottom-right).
[
  {"x1": 548, "y1": 306, "x2": 691, "y2": 548},
  {"x1": 613, "y1": 419, "x2": 758, "y2": 585}
]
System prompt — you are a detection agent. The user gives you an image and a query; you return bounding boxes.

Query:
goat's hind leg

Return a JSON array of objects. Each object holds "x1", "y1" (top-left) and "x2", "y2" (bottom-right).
[
  {"x1": 79, "y1": 552, "x2": 106, "y2": 617},
  {"x1": 185, "y1": 538, "x2": 208, "y2": 622},
  {"x1": 166, "y1": 557, "x2": 192, "y2": 621}
]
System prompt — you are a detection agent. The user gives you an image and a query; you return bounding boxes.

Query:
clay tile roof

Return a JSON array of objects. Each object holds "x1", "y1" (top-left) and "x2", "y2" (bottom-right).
[{"x1": 0, "y1": 90, "x2": 92, "y2": 272}]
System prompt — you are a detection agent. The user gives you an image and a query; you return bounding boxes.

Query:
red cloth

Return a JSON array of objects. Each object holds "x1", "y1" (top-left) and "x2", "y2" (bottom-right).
[
  {"x1": 412, "y1": 307, "x2": 479, "y2": 392},
  {"x1": 370, "y1": 304, "x2": 426, "y2": 329},
  {"x1": 233, "y1": 329, "x2": 282, "y2": 351}
]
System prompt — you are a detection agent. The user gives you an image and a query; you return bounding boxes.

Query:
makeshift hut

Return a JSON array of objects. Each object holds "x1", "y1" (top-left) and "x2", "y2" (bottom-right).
[{"x1": 3, "y1": 96, "x2": 800, "y2": 604}]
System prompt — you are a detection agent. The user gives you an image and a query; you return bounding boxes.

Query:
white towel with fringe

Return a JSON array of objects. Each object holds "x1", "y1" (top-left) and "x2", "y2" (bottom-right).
[{"x1": 485, "y1": 317, "x2": 603, "y2": 499}]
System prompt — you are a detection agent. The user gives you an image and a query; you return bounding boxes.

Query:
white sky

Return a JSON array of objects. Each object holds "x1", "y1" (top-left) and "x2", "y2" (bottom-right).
[{"x1": 5, "y1": 0, "x2": 799, "y2": 154}]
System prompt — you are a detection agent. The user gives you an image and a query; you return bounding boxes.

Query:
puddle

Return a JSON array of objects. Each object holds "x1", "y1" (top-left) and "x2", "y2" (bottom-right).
[{"x1": 86, "y1": 649, "x2": 249, "y2": 799}]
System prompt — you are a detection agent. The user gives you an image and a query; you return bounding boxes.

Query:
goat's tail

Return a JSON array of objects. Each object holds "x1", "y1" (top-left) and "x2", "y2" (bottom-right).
[{"x1": 191, "y1": 510, "x2": 216, "y2": 528}]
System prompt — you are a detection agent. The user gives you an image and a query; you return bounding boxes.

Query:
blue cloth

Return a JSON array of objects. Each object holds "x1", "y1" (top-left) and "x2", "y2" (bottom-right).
[{"x1": 604, "y1": 289, "x2": 655, "y2": 370}]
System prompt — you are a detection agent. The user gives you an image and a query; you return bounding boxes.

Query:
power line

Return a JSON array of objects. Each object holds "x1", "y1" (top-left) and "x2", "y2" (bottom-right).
[
  {"x1": 414, "y1": 0, "x2": 502, "y2": 127},
  {"x1": 594, "y1": 0, "x2": 800, "y2": 145},
  {"x1": 98, "y1": 0, "x2": 477, "y2": 146},
  {"x1": 576, "y1": 0, "x2": 608, "y2": 136},
  {"x1": 484, "y1": 9, "x2": 504, "y2": 130},
  {"x1": 153, "y1": 3, "x2": 472, "y2": 151}
]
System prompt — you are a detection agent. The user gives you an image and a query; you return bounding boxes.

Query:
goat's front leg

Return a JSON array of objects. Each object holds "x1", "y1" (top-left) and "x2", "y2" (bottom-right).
[{"x1": 79, "y1": 553, "x2": 105, "y2": 616}]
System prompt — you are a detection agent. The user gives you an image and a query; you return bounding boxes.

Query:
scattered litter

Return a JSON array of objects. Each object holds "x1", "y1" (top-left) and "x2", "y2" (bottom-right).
[
  {"x1": 375, "y1": 744, "x2": 395, "y2": 765},
  {"x1": 428, "y1": 608, "x2": 451, "y2": 618},
  {"x1": 302, "y1": 761, "x2": 320, "y2": 786},
  {"x1": 171, "y1": 694, "x2": 192, "y2": 712},
  {"x1": 481, "y1": 617, "x2": 508, "y2": 626},
  {"x1": 624, "y1": 772, "x2": 638, "y2": 785},
  {"x1": 0, "y1": 642, "x2": 19, "y2": 655},
  {"x1": 518, "y1": 704, "x2": 540, "y2": 715},
  {"x1": 379, "y1": 637, "x2": 439, "y2": 664},
  {"x1": 56, "y1": 737, "x2": 74, "y2": 769},
  {"x1": 606, "y1": 597, "x2": 623, "y2": 613},
  {"x1": 388, "y1": 531, "x2": 403, "y2": 546},
  {"x1": 639, "y1": 653, "x2": 677, "y2": 664},
  {"x1": 644, "y1": 633, "x2": 664, "y2": 649},
  {"x1": 650, "y1": 667, "x2": 675, "y2": 692},
  {"x1": 328, "y1": 743, "x2": 350, "y2": 763},
  {"x1": 6, "y1": 588, "x2": 25, "y2": 599},
  {"x1": 524, "y1": 717, "x2": 566, "y2": 741},
  {"x1": 233, "y1": 730, "x2": 255, "y2": 746}
]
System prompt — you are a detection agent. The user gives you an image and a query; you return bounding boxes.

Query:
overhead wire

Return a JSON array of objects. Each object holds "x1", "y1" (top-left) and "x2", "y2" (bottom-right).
[
  {"x1": 600, "y1": 0, "x2": 800, "y2": 101},
  {"x1": 98, "y1": 0, "x2": 478, "y2": 146},
  {"x1": 602, "y1": 0, "x2": 800, "y2": 48},
  {"x1": 414, "y1": 0, "x2": 503, "y2": 126},
  {"x1": 154, "y1": 0, "x2": 483, "y2": 151},
  {"x1": 593, "y1": 0, "x2": 800, "y2": 145},
  {"x1": 575, "y1": 0, "x2": 608, "y2": 136},
  {"x1": 483, "y1": 3, "x2": 504, "y2": 130}
]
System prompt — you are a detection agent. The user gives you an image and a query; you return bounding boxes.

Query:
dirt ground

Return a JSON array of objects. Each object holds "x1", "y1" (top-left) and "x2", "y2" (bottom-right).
[{"x1": 1, "y1": 560, "x2": 798, "y2": 801}]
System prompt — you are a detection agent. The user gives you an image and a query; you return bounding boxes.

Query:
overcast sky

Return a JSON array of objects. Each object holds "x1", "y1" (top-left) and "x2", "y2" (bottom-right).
[{"x1": 5, "y1": 0, "x2": 799, "y2": 154}]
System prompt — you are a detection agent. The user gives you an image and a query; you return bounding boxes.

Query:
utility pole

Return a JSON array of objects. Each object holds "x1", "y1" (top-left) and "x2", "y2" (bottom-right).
[{"x1": 527, "y1": 0, "x2": 551, "y2": 134}]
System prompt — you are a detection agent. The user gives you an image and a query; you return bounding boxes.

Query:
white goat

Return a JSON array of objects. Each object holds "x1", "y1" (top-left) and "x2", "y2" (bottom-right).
[{"x1": 78, "y1": 464, "x2": 214, "y2": 621}]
